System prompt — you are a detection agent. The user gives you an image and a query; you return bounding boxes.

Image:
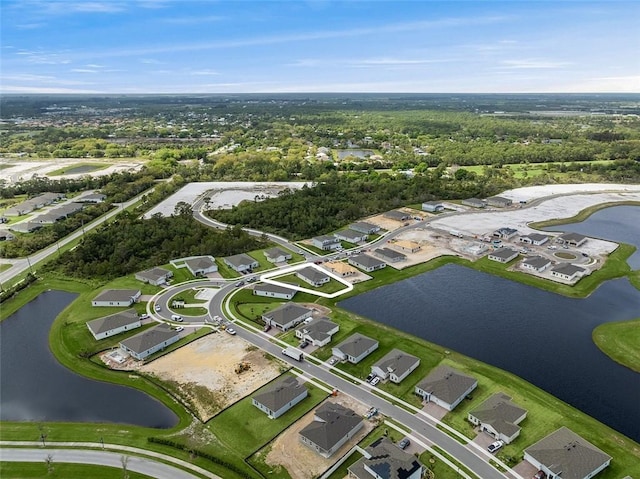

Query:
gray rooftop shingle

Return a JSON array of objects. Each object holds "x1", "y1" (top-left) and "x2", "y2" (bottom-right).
[
  {"x1": 87, "y1": 309, "x2": 139, "y2": 335},
  {"x1": 522, "y1": 256, "x2": 551, "y2": 269},
  {"x1": 489, "y1": 247, "x2": 518, "y2": 260},
  {"x1": 136, "y1": 267, "x2": 171, "y2": 282},
  {"x1": 224, "y1": 253, "x2": 256, "y2": 268},
  {"x1": 417, "y1": 365, "x2": 477, "y2": 405},
  {"x1": 93, "y1": 289, "x2": 140, "y2": 303},
  {"x1": 552, "y1": 264, "x2": 586, "y2": 276},
  {"x1": 263, "y1": 303, "x2": 312, "y2": 327},
  {"x1": 299, "y1": 402, "x2": 362, "y2": 451},
  {"x1": 350, "y1": 254, "x2": 385, "y2": 269},
  {"x1": 253, "y1": 376, "x2": 307, "y2": 412},
  {"x1": 185, "y1": 256, "x2": 216, "y2": 271},
  {"x1": 297, "y1": 266, "x2": 330, "y2": 283},
  {"x1": 469, "y1": 393, "x2": 527, "y2": 438},
  {"x1": 349, "y1": 437, "x2": 423, "y2": 479},
  {"x1": 296, "y1": 317, "x2": 338, "y2": 342},
  {"x1": 334, "y1": 333, "x2": 378, "y2": 357},
  {"x1": 254, "y1": 283, "x2": 297, "y2": 296},
  {"x1": 119, "y1": 324, "x2": 179, "y2": 355},
  {"x1": 373, "y1": 349, "x2": 419, "y2": 378},
  {"x1": 374, "y1": 248, "x2": 406, "y2": 261}
]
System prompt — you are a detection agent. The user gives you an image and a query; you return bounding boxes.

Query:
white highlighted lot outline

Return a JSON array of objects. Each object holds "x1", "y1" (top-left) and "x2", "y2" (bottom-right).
[{"x1": 259, "y1": 263, "x2": 353, "y2": 298}]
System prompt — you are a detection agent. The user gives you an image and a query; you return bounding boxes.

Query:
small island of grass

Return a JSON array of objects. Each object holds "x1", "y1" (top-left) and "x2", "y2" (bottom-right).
[{"x1": 593, "y1": 318, "x2": 640, "y2": 373}]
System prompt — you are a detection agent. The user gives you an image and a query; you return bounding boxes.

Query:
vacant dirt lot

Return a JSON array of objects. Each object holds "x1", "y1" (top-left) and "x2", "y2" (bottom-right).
[
  {"x1": 141, "y1": 332, "x2": 282, "y2": 421},
  {"x1": 265, "y1": 395, "x2": 375, "y2": 479}
]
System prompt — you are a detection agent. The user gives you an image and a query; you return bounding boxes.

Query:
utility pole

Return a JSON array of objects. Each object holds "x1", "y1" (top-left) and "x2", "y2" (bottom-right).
[{"x1": 26, "y1": 256, "x2": 33, "y2": 274}]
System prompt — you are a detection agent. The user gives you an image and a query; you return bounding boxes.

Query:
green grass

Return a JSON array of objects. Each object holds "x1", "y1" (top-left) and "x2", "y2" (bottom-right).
[
  {"x1": 2, "y1": 213, "x2": 32, "y2": 224},
  {"x1": 247, "y1": 248, "x2": 279, "y2": 272},
  {"x1": 272, "y1": 272, "x2": 349, "y2": 295},
  {"x1": 0, "y1": 462, "x2": 153, "y2": 479},
  {"x1": 592, "y1": 318, "x2": 640, "y2": 373},
  {"x1": 0, "y1": 263, "x2": 12, "y2": 272},
  {"x1": 214, "y1": 259, "x2": 242, "y2": 278},
  {"x1": 169, "y1": 287, "x2": 209, "y2": 304},
  {"x1": 420, "y1": 446, "x2": 474, "y2": 479},
  {"x1": 46, "y1": 162, "x2": 110, "y2": 176},
  {"x1": 296, "y1": 242, "x2": 332, "y2": 255}
]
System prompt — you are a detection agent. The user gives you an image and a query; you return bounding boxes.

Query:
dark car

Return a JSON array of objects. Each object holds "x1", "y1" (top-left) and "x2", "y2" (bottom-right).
[
  {"x1": 299, "y1": 341, "x2": 309, "y2": 349},
  {"x1": 398, "y1": 438, "x2": 410, "y2": 450},
  {"x1": 365, "y1": 373, "x2": 375, "y2": 383}
]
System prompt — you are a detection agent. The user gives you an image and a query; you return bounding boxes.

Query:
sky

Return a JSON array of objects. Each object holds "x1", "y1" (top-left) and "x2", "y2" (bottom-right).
[{"x1": 1, "y1": 0, "x2": 639, "y2": 94}]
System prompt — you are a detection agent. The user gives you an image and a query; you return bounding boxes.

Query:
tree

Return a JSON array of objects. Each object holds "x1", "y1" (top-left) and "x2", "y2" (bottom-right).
[
  {"x1": 45, "y1": 454, "x2": 54, "y2": 475},
  {"x1": 121, "y1": 455, "x2": 130, "y2": 479}
]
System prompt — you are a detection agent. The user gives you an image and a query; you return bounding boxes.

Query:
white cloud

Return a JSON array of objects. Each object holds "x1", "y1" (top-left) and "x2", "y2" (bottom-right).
[
  {"x1": 501, "y1": 59, "x2": 572, "y2": 70},
  {"x1": 189, "y1": 69, "x2": 220, "y2": 76},
  {"x1": 160, "y1": 15, "x2": 224, "y2": 25}
]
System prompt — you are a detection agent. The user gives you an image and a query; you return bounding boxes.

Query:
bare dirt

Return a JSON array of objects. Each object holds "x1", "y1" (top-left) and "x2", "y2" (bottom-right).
[
  {"x1": 140, "y1": 332, "x2": 283, "y2": 421},
  {"x1": 264, "y1": 395, "x2": 376, "y2": 479}
]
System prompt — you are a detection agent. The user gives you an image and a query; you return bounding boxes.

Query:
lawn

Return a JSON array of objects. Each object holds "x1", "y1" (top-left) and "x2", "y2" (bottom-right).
[
  {"x1": 46, "y1": 162, "x2": 110, "y2": 176},
  {"x1": 169, "y1": 287, "x2": 209, "y2": 304},
  {"x1": 592, "y1": 318, "x2": 640, "y2": 373},
  {"x1": 0, "y1": 462, "x2": 153, "y2": 479},
  {"x1": 214, "y1": 259, "x2": 242, "y2": 278},
  {"x1": 0, "y1": 263, "x2": 12, "y2": 272},
  {"x1": 271, "y1": 272, "x2": 349, "y2": 295}
]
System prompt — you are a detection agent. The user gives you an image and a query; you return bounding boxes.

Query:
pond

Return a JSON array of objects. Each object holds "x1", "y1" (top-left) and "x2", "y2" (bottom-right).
[
  {"x1": 340, "y1": 206, "x2": 640, "y2": 442},
  {"x1": 0, "y1": 290, "x2": 178, "y2": 428}
]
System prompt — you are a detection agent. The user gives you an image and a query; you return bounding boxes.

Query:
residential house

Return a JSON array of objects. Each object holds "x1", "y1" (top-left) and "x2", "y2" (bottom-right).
[
  {"x1": 462, "y1": 198, "x2": 486, "y2": 208},
  {"x1": 371, "y1": 349, "x2": 420, "y2": 384},
  {"x1": 415, "y1": 365, "x2": 478, "y2": 411},
  {"x1": 486, "y1": 196, "x2": 513, "y2": 208},
  {"x1": 487, "y1": 248, "x2": 519, "y2": 263},
  {"x1": 374, "y1": 247, "x2": 406, "y2": 263},
  {"x1": 312, "y1": 235, "x2": 341, "y2": 251},
  {"x1": 0, "y1": 229, "x2": 15, "y2": 241},
  {"x1": 349, "y1": 222, "x2": 381, "y2": 235},
  {"x1": 556, "y1": 232, "x2": 588, "y2": 247},
  {"x1": 383, "y1": 210, "x2": 410, "y2": 222},
  {"x1": 299, "y1": 402, "x2": 364, "y2": 458},
  {"x1": 393, "y1": 240, "x2": 421, "y2": 253},
  {"x1": 35, "y1": 203, "x2": 84, "y2": 224},
  {"x1": 264, "y1": 247, "x2": 292, "y2": 264},
  {"x1": 252, "y1": 376, "x2": 308, "y2": 419},
  {"x1": 86, "y1": 309, "x2": 142, "y2": 341},
  {"x1": 332, "y1": 333, "x2": 379, "y2": 364},
  {"x1": 334, "y1": 229, "x2": 368, "y2": 243},
  {"x1": 3, "y1": 192, "x2": 64, "y2": 216},
  {"x1": 348, "y1": 254, "x2": 386, "y2": 273},
  {"x1": 348, "y1": 437, "x2": 424, "y2": 479},
  {"x1": 325, "y1": 261, "x2": 358, "y2": 277},
  {"x1": 9, "y1": 221, "x2": 42, "y2": 233},
  {"x1": 551, "y1": 264, "x2": 586, "y2": 282},
  {"x1": 135, "y1": 267, "x2": 173, "y2": 286},
  {"x1": 295, "y1": 317, "x2": 340, "y2": 347},
  {"x1": 119, "y1": 324, "x2": 180, "y2": 360},
  {"x1": 296, "y1": 266, "x2": 331, "y2": 287},
  {"x1": 92, "y1": 289, "x2": 141, "y2": 307},
  {"x1": 224, "y1": 253, "x2": 259, "y2": 272},
  {"x1": 422, "y1": 201, "x2": 445, "y2": 213},
  {"x1": 468, "y1": 393, "x2": 527, "y2": 444},
  {"x1": 79, "y1": 192, "x2": 106, "y2": 203},
  {"x1": 184, "y1": 256, "x2": 218, "y2": 276},
  {"x1": 262, "y1": 303, "x2": 313, "y2": 331},
  {"x1": 524, "y1": 427, "x2": 611, "y2": 479},
  {"x1": 519, "y1": 233, "x2": 549, "y2": 246},
  {"x1": 493, "y1": 227, "x2": 519, "y2": 240},
  {"x1": 253, "y1": 283, "x2": 297, "y2": 300},
  {"x1": 521, "y1": 256, "x2": 552, "y2": 273}
]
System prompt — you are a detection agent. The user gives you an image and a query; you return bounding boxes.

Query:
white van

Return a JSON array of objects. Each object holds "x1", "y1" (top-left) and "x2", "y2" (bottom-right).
[{"x1": 171, "y1": 314, "x2": 183, "y2": 322}]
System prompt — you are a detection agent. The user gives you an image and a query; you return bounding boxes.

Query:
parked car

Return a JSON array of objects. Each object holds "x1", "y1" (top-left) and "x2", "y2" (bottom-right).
[
  {"x1": 171, "y1": 314, "x2": 183, "y2": 322},
  {"x1": 213, "y1": 315, "x2": 222, "y2": 322},
  {"x1": 175, "y1": 326, "x2": 184, "y2": 332},
  {"x1": 299, "y1": 341, "x2": 309, "y2": 349},
  {"x1": 487, "y1": 440, "x2": 504, "y2": 453},
  {"x1": 329, "y1": 357, "x2": 336, "y2": 365},
  {"x1": 398, "y1": 438, "x2": 410, "y2": 450},
  {"x1": 365, "y1": 373, "x2": 375, "y2": 383},
  {"x1": 235, "y1": 281, "x2": 244, "y2": 287},
  {"x1": 139, "y1": 313, "x2": 149, "y2": 319},
  {"x1": 370, "y1": 376, "x2": 381, "y2": 386},
  {"x1": 365, "y1": 407, "x2": 378, "y2": 419},
  {"x1": 154, "y1": 304, "x2": 161, "y2": 312},
  {"x1": 225, "y1": 327, "x2": 237, "y2": 335}
]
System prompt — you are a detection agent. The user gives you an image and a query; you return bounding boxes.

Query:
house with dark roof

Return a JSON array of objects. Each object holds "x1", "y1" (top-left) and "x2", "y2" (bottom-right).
[
  {"x1": 332, "y1": 333, "x2": 379, "y2": 364},
  {"x1": 252, "y1": 376, "x2": 308, "y2": 419},
  {"x1": 92, "y1": 289, "x2": 141, "y2": 307},
  {"x1": 486, "y1": 196, "x2": 513, "y2": 208},
  {"x1": 383, "y1": 210, "x2": 410, "y2": 222},
  {"x1": 519, "y1": 233, "x2": 549, "y2": 246},
  {"x1": 493, "y1": 227, "x2": 519, "y2": 240},
  {"x1": 374, "y1": 247, "x2": 406, "y2": 263},
  {"x1": 35, "y1": 203, "x2": 84, "y2": 224},
  {"x1": 262, "y1": 303, "x2": 313, "y2": 331},
  {"x1": 488, "y1": 247, "x2": 519, "y2": 264},
  {"x1": 524, "y1": 427, "x2": 611, "y2": 479},
  {"x1": 521, "y1": 256, "x2": 552, "y2": 272},
  {"x1": 9, "y1": 221, "x2": 42, "y2": 233},
  {"x1": 312, "y1": 234, "x2": 341, "y2": 251},
  {"x1": 556, "y1": 232, "x2": 588, "y2": 247},
  {"x1": 348, "y1": 254, "x2": 386, "y2": 273},
  {"x1": 86, "y1": 309, "x2": 142, "y2": 340},
  {"x1": 135, "y1": 267, "x2": 173, "y2": 286},
  {"x1": 299, "y1": 402, "x2": 364, "y2": 458},
  {"x1": 0, "y1": 229, "x2": 15, "y2": 241},
  {"x1": 184, "y1": 256, "x2": 218, "y2": 276},
  {"x1": 551, "y1": 264, "x2": 586, "y2": 282},
  {"x1": 224, "y1": 253, "x2": 259, "y2": 272},
  {"x1": 264, "y1": 247, "x2": 293, "y2": 264},
  {"x1": 350, "y1": 221, "x2": 381, "y2": 235},
  {"x1": 468, "y1": 393, "x2": 527, "y2": 444},
  {"x1": 78, "y1": 192, "x2": 107, "y2": 203},
  {"x1": 415, "y1": 365, "x2": 478, "y2": 411},
  {"x1": 119, "y1": 324, "x2": 180, "y2": 360},
  {"x1": 296, "y1": 266, "x2": 330, "y2": 287},
  {"x1": 348, "y1": 437, "x2": 424, "y2": 479},
  {"x1": 253, "y1": 283, "x2": 297, "y2": 300},
  {"x1": 422, "y1": 201, "x2": 445, "y2": 213},
  {"x1": 371, "y1": 349, "x2": 420, "y2": 384},
  {"x1": 462, "y1": 198, "x2": 486, "y2": 208},
  {"x1": 295, "y1": 318, "x2": 339, "y2": 347},
  {"x1": 334, "y1": 229, "x2": 368, "y2": 243}
]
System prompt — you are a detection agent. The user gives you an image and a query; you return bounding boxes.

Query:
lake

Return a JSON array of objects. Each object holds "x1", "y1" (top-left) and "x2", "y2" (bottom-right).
[
  {"x1": 0, "y1": 290, "x2": 178, "y2": 428},
  {"x1": 340, "y1": 205, "x2": 640, "y2": 442}
]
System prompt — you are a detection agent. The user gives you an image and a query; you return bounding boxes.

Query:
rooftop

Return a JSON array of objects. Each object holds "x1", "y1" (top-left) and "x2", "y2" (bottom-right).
[
  {"x1": 417, "y1": 365, "x2": 477, "y2": 404},
  {"x1": 224, "y1": 253, "x2": 256, "y2": 268},
  {"x1": 120, "y1": 324, "x2": 179, "y2": 355},
  {"x1": 489, "y1": 247, "x2": 518, "y2": 260},
  {"x1": 253, "y1": 376, "x2": 307, "y2": 412},
  {"x1": 87, "y1": 309, "x2": 139, "y2": 335},
  {"x1": 469, "y1": 393, "x2": 527, "y2": 438},
  {"x1": 263, "y1": 303, "x2": 312, "y2": 326},
  {"x1": 93, "y1": 289, "x2": 140, "y2": 303},
  {"x1": 334, "y1": 333, "x2": 378, "y2": 357},
  {"x1": 299, "y1": 402, "x2": 362, "y2": 451},
  {"x1": 349, "y1": 437, "x2": 423, "y2": 479},
  {"x1": 297, "y1": 266, "x2": 330, "y2": 283},
  {"x1": 373, "y1": 349, "x2": 420, "y2": 378},
  {"x1": 350, "y1": 254, "x2": 385, "y2": 269}
]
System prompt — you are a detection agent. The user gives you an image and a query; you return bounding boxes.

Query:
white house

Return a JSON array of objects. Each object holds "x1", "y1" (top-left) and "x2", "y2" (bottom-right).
[
  {"x1": 86, "y1": 309, "x2": 142, "y2": 340},
  {"x1": 334, "y1": 229, "x2": 368, "y2": 243},
  {"x1": 348, "y1": 438, "x2": 424, "y2": 479},
  {"x1": 519, "y1": 233, "x2": 549, "y2": 246},
  {"x1": 312, "y1": 235, "x2": 341, "y2": 251},
  {"x1": 422, "y1": 201, "x2": 445, "y2": 212},
  {"x1": 224, "y1": 253, "x2": 259, "y2": 272},
  {"x1": 252, "y1": 376, "x2": 308, "y2": 419},
  {"x1": 348, "y1": 254, "x2": 386, "y2": 273},
  {"x1": 486, "y1": 196, "x2": 513, "y2": 208},
  {"x1": 295, "y1": 318, "x2": 339, "y2": 347},
  {"x1": 299, "y1": 402, "x2": 363, "y2": 458},
  {"x1": 551, "y1": 264, "x2": 586, "y2": 282},
  {"x1": 264, "y1": 247, "x2": 292, "y2": 264},
  {"x1": 521, "y1": 256, "x2": 552, "y2": 272},
  {"x1": 119, "y1": 324, "x2": 180, "y2": 360},
  {"x1": 371, "y1": 349, "x2": 420, "y2": 384},
  {"x1": 415, "y1": 365, "x2": 477, "y2": 411},
  {"x1": 468, "y1": 393, "x2": 527, "y2": 444},
  {"x1": 92, "y1": 289, "x2": 141, "y2": 307},
  {"x1": 184, "y1": 256, "x2": 218, "y2": 276},
  {"x1": 349, "y1": 221, "x2": 381, "y2": 235},
  {"x1": 332, "y1": 333, "x2": 379, "y2": 364},
  {"x1": 253, "y1": 283, "x2": 297, "y2": 300},
  {"x1": 493, "y1": 227, "x2": 519, "y2": 240},
  {"x1": 134, "y1": 267, "x2": 173, "y2": 286},
  {"x1": 262, "y1": 303, "x2": 313, "y2": 331},
  {"x1": 296, "y1": 266, "x2": 330, "y2": 287},
  {"x1": 556, "y1": 232, "x2": 588, "y2": 247},
  {"x1": 487, "y1": 247, "x2": 519, "y2": 263}
]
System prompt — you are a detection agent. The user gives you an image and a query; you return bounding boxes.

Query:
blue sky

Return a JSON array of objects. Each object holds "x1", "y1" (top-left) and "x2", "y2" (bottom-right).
[{"x1": 1, "y1": 0, "x2": 638, "y2": 93}]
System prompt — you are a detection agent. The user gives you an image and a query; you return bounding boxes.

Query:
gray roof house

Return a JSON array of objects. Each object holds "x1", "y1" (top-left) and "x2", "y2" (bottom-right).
[
  {"x1": 556, "y1": 232, "x2": 588, "y2": 247},
  {"x1": 119, "y1": 324, "x2": 180, "y2": 361},
  {"x1": 524, "y1": 427, "x2": 612, "y2": 479},
  {"x1": 348, "y1": 254, "x2": 386, "y2": 273},
  {"x1": 295, "y1": 318, "x2": 339, "y2": 347},
  {"x1": 493, "y1": 227, "x2": 519, "y2": 239},
  {"x1": 486, "y1": 196, "x2": 513, "y2": 207},
  {"x1": 92, "y1": 289, "x2": 141, "y2": 307},
  {"x1": 252, "y1": 376, "x2": 308, "y2": 419},
  {"x1": 134, "y1": 267, "x2": 173, "y2": 286},
  {"x1": 224, "y1": 253, "x2": 259, "y2": 272},
  {"x1": 264, "y1": 247, "x2": 292, "y2": 264},
  {"x1": 334, "y1": 229, "x2": 368, "y2": 243},
  {"x1": 86, "y1": 309, "x2": 142, "y2": 341},
  {"x1": 332, "y1": 333, "x2": 379, "y2": 364},
  {"x1": 487, "y1": 247, "x2": 519, "y2": 263},
  {"x1": 0, "y1": 229, "x2": 15, "y2": 241},
  {"x1": 462, "y1": 198, "x2": 486, "y2": 208},
  {"x1": 262, "y1": 303, "x2": 313, "y2": 331},
  {"x1": 299, "y1": 402, "x2": 364, "y2": 458},
  {"x1": 521, "y1": 256, "x2": 552, "y2": 272},
  {"x1": 551, "y1": 264, "x2": 586, "y2": 282},
  {"x1": 519, "y1": 233, "x2": 549, "y2": 245},
  {"x1": 468, "y1": 393, "x2": 527, "y2": 444},
  {"x1": 312, "y1": 234, "x2": 341, "y2": 251},
  {"x1": 349, "y1": 221, "x2": 381, "y2": 235},
  {"x1": 422, "y1": 201, "x2": 445, "y2": 212},
  {"x1": 9, "y1": 221, "x2": 42, "y2": 233},
  {"x1": 371, "y1": 349, "x2": 420, "y2": 384},
  {"x1": 184, "y1": 256, "x2": 218, "y2": 276},
  {"x1": 374, "y1": 247, "x2": 406, "y2": 263},
  {"x1": 415, "y1": 365, "x2": 478, "y2": 411},
  {"x1": 79, "y1": 192, "x2": 107, "y2": 203},
  {"x1": 348, "y1": 437, "x2": 424, "y2": 479},
  {"x1": 296, "y1": 266, "x2": 330, "y2": 287},
  {"x1": 253, "y1": 283, "x2": 297, "y2": 300},
  {"x1": 383, "y1": 210, "x2": 410, "y2": 222}
]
